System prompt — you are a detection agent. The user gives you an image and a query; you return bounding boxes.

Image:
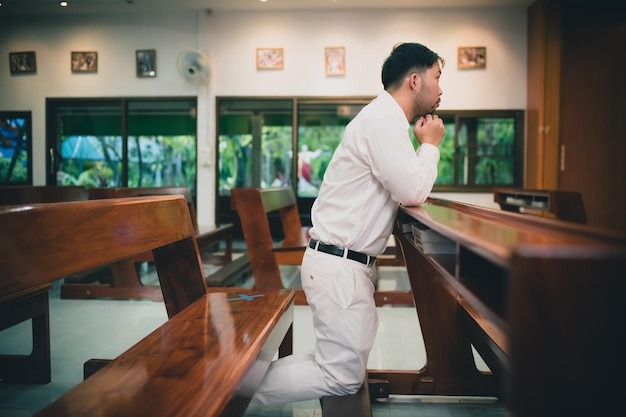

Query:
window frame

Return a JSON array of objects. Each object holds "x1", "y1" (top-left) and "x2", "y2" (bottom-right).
[{"x1": 432, "y1": 109, "x2": 525, "y2": 192}]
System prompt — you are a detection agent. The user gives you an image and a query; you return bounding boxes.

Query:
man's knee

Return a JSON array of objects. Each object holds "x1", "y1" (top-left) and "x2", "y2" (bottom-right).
[{"x1": 324, "y1": 368, "x2": 365, "y2": 396}]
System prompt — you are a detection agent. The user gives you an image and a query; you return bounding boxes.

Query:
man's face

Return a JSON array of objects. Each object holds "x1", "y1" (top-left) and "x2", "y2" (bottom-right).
[{"x1": 414, "y1": 62, "x2": 442, "y2": 117}]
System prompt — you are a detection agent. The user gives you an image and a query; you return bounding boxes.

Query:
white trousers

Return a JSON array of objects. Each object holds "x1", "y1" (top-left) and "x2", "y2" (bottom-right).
[{"x1": 252, "y1": 247, "x2": 378, "y2": 405}]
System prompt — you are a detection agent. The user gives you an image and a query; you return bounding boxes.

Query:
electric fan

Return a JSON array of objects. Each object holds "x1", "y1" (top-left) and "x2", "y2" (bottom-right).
[{"x1": 176, "y1": 49, "x2": 211, "y2": 85}]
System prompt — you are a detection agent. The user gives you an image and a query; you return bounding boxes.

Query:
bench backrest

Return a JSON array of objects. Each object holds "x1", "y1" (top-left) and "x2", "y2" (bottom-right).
[
  {"x1": 0, "y1": 196, "x2": 207, "y2": 318},
  {"x1": 89, "y1": 186, "x2": 199, "y2": 231},
  {"x1": 231, "y1": 187, "x2": 304, "y2": 290},
  {"x1": 0, "y1": 185, "x2": 88, "y2": 205},
  {"x1": 508, "y1": 244, "x2": 626, "y2": 416}
]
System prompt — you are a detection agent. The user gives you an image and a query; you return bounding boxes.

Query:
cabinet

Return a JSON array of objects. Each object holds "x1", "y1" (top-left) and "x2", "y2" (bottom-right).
[{"x1": 525, "y1": 0, "x2": 626, "y2": 233}]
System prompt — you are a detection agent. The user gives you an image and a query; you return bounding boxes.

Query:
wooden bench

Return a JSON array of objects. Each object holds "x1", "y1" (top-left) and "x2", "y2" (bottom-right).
[
  {"x1": 0, "y1": 185, "x2": 88, "y2": 205},
  {"x1": 230, "y1": 187, "x2": 412, "y2": 306},
  {"x1": 0, "y1": 185, "x2": 89, "y2": 383},
  {"x1": 369, "y1": 197, "x2": 626, "y2": 415},
  {"x1": 59, "y1": 186, "x2": 251, "y2": 301},
  {"x1": 0, "y1": 196, "x2": 295, "y2": 416}
]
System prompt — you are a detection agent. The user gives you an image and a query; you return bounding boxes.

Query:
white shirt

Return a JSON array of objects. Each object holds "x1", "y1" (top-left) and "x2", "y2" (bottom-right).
[{"x1": 309, "y1": 90, "x2": 440, "y2": 256}]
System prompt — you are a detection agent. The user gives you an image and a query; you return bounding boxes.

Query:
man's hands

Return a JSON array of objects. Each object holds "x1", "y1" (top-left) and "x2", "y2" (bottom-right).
[{"x1": 414, "y1": 114, "x2": 444, "y2": 146}]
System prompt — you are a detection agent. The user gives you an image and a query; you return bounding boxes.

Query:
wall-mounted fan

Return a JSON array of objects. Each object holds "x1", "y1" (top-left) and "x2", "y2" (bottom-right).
[{"x1": 176, "y1": 49, "x2": 211, "y2": 85}]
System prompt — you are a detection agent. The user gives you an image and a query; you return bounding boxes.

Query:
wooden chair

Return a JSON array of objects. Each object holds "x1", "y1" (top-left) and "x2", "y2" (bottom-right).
[
  {"x1": 0, "y1": 196, "x2": 294, "y2": 416},
  {"x1": 230, "y1": 187, "x2": 413, "y2": 306}
]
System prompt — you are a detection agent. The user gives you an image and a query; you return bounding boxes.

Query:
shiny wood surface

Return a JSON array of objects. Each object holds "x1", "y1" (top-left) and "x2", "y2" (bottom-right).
[
  {"x1": 508, "y1": 245, "x2": 626, "y2": 416},
  {"x1": 401, "y1": 198, "x2": 624, "y2": 268},
  {"x1": 36, "y1": 289, "x2": 296, "y2": 417},
  {"x1": 0, "y1": 196, "x2": 206, "y2": 384},
  {"x1": 378, "y1": 197, "x2": 626, "y2": 401},
  {"x1": 59, "y1": 187, "x2": 238, "y2": 301},
  {"x1": 230, "y1": 187, "x2": 311, "y2": 306},
  {"x1": 0, "y1": 196, "x2": 199, "y2": 300}
]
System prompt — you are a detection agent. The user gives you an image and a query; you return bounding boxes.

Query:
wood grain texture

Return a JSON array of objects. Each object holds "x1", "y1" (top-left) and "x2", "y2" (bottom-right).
[
  {"x1": 36, "y1": 289, "x2": 295, "y2": 417},
  {"x1": 0, "y1": 196, "x2": 196, "y2": 297},
  {"x1": 381, "y1": 197, "x2": 626, "y2": 400}
]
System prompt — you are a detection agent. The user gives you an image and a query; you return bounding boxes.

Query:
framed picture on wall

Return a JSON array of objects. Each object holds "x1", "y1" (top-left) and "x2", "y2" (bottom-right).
[
  {"x1": 136, "y1": 49, "x2": 156, "y2": 78},
  {"x1": 458, "y1": 46, "x2": 486, "y2": 69},
  {"x1": 71, "y1": 51, "x2": 98, "y2": 73},
  {"x1": 325, "y1": 47, "x2": 345, "y2": 76},
  {"x1": 256, "y1": 48, "x2": 284, "y2": 70},
  {"x1": 9, "y1": 51, "x2": 37, "y2": 74}
]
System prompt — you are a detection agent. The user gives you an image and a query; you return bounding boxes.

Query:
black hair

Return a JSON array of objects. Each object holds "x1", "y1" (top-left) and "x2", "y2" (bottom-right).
[{"x1": 381, "y1": 43, "x2": 444, "y2": 90}]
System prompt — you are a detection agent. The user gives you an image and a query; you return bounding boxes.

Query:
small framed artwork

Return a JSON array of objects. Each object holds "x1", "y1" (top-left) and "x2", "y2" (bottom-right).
[
  {"x1": 136, "y1": 49, "x2": 157, "y2": 78},
  {"x1": 71, "y1": 51, "x2": 98, "y2": 73},
  {"x1": 9, "y1": 51, "x2": 37, "y2": 74},
  {"x1": 256, "y1": 48, "x2": 284, "y2": 70},
  {"x1": 458, "y1": 46, "x2": 486, "y2": 69},
  {"x1": 325, "y1": 47, "x2": 345, "y2": 76}
]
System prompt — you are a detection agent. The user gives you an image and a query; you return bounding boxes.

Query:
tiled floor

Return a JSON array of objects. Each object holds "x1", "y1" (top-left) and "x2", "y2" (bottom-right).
[{"x1": 0, "y1": 258, "x2": 510, "y2": 417}]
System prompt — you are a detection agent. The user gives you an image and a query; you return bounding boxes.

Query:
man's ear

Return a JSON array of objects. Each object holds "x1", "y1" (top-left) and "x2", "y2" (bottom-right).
[{"x1": 410, "y1": 72, "x2": 420, "y2": 91}]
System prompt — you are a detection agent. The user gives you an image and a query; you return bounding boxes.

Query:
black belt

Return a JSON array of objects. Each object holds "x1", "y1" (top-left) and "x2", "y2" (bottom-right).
[{"x1": 308, "y1": 239, "x2": 376, "y2": 267}]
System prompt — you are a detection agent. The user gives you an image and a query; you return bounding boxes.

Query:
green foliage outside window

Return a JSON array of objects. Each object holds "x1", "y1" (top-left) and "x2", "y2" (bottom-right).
[{"x1": 59, "y1": 134, "x2": 197, "y2": 193}]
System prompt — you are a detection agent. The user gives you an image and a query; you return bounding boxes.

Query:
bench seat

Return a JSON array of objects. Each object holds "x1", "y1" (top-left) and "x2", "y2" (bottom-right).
[
  {"x1": 1, "y1": 196, "x2": 294, "y2": 416},
  {"x1": 36, "y1": 289, "x2": 295, "y2": 417}
]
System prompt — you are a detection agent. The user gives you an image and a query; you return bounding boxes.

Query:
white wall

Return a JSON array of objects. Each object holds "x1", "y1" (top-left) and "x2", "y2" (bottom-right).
[{"x1": 0, "y1": 7, "x2": 525, "y2": 222}]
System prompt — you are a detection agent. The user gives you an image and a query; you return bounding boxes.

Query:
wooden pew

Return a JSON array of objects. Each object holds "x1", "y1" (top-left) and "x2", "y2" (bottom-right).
[
  {"x1": 0, "y1": 196, "x2": 295, "y2": 417},
  {"x1": 494, "y1": 187, "x2": 587, "y2": 224},
  {"x1": 0, "y1": 185, "x2": 89, "y2": 383},
  {"x1": 230, "y1": 187, "x2": 412, "y2": 307},
  {"x1": 367, "y1": 197, "x2": 626, "y2": 412},
  {"x1": 0, "y1": 185, "x2": 88, "y2": 205},
  {"x1": 59, "y1": 186, "x2": 251, "y2": 301}
]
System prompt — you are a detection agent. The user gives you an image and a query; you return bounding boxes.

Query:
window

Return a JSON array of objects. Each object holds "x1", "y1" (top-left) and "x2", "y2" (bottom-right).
[
  {"x1": 296, "y1": 102, "x2": 365, "y2": 197},
  {"x1": 216, "y1": 97, "x2": 523, "y2": 228},
  {"x1": 217, "y1": 98, "x2": 293, "y2": 194},
  {"x1": 46, "y1": 97, "x2": 197, "y2": 194},
  {"x1": 0, "y1": 111, "x2": 32, "y2": 185},
  {"x1": 430, "y1": 110, "x2": 524, "y2": 190},
  {"x1": 216, "y1": 97, "x2": 370, "y2": 228}
]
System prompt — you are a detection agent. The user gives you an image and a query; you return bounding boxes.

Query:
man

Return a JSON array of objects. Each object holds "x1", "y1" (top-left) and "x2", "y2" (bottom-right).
[{"x1": 253, "y1": 42, "x2": 445, "y2": 405}]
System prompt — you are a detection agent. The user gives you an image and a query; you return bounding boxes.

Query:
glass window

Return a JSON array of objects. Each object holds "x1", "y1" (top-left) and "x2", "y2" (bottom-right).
[
  {"x1": 215, "y1": 97, "x2": 524, "y2": 229},
  {"x1": 47, "y1": 98, "x2": 197, "y2": 194},
  {"x1": 127, "y1": 100, "x2": 197, "y2": 193},
  {"x1": 217, "y1": 99, "x2": 293, "y2": 195},
  {"x1": 296, "y1": 102, "x2": 365, "y2": 197},
  {"x1": 410, "y1": 110, "x2": 524, "y2": 190},
  {"x1": 0, "y1": 111, "x2": 32, "y2": 185},
  {"x1": 54, "y1": 102, "x2": 123, "y2": 187}
]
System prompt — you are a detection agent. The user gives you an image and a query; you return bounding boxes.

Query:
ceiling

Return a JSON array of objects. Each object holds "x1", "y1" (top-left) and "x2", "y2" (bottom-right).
[{"x1": 0, "y1": 0, "x2": 535, "y2": 17}]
